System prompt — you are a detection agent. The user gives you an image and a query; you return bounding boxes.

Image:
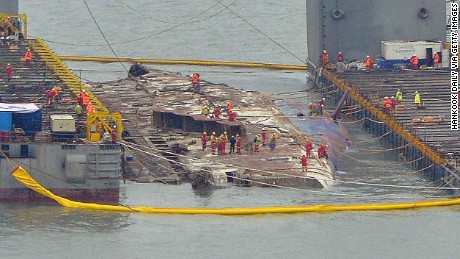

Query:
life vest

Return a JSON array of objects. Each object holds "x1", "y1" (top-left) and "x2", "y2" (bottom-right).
[
  {"x1": 433, "y1": 53, "x2": 440, "y2": 64},
  {"x1": 322, "y1": 53, "x2": 329, "y2": 63},
  {"x1": 414, "y1": 94, "x2": 421, "y2": 104},
  {"x1": 384, "y1": 99, "x2": 392, "y2": 108},
  {"x1": 25, "y1": 51, "x2": 32, "y2": 61},
  {"x1": 365, "y1": 57, "x2": 372, "y2": 68},
  {"x1": 396, "y1": 91, "x2": 403, "y2": 101}
]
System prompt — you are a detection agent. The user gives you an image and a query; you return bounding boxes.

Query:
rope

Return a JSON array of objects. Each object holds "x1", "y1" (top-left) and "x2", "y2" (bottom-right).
[
  {"x1": 216, "y1": 0, "x2": 306, "y2": 65},
  {"x1": 353, "y1": 130, "x2": 392, "y2": 145},
  {"x1": 120, "y1": 141, "x2": 347, "y2": 196},
  {"x1": 41, "y1": 1, "x2": 222, "y2": 47},
  {"x1": 82, "y1": 0, "x2": 129, "y2": 73},
  {"x1": 120, "y1": 140, "x2": 457, "y2": 192},
  {"x1": 342, "y1": 107, "x2": 366, "y2": 115},
  {"x1": 349, "y1": 143, "x2": 410, "y2": 154},
  {"x1": 339, "y1": 117, "x2": 366, "y2": 124}
]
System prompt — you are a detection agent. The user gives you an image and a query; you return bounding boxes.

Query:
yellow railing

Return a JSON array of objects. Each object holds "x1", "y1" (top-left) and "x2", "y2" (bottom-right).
[
  {"x1": 321, "y1": 69, "x2": 447, "y2": 165},
  {"x1": 32, "y1": 38, "x2": 108, "y2": 113},
  {"x1": 0, "y1": 13, "x2": 27, "y2": 38}
]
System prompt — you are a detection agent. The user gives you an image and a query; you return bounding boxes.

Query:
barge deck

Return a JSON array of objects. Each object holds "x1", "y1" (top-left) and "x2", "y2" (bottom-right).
[{"x1": 319, "y1": 68, "x2": 460, "y2": 190}]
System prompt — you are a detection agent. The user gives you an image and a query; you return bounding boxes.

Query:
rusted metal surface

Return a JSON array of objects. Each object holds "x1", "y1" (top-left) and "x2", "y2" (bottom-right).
[{"x1": 92, "y1": 68, "x2": 335, "y2": 188}]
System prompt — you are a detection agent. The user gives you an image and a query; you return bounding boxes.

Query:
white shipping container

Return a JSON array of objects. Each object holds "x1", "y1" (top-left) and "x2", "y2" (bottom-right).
[
  {"x1": 381, "y1": 41, "x2": 443, "y2": 60},
  {"x1": 50, "y1": 114, "x2": 76, "y2": 132}
]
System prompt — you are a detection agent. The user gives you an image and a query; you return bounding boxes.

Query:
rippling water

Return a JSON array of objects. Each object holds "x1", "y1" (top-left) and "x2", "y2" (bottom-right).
[{"x1": 1, "y1": 1, "x2": 458, "y2": 258}]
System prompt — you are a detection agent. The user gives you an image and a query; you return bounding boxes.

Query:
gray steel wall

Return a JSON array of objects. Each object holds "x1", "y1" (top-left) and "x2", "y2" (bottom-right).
[
  {"x1": 0, "y1": 0, "x2": 18, "y2": 14},
  {"x1": 307, "y1": 0, "x2": 446, "y2": 65}
]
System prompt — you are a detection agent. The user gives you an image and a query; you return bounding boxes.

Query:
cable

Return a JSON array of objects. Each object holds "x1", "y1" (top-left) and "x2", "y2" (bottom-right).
[
  {"x1": 82, "y1": 0, "x2": 129, "y2": 73},
  {"x1": 352, "y1": 130, "x2": 392, "y2": 145},
  {"x1": 215, "y1": 0, "x2": 307, "y2": 65},
  {"x1": 42, "y1": 1, "x2": 223, "y2": 47},
  {"x1": 120, "y1": 141, "x2": 346, "y2": 196},
  {"x1": 120, "y1": 139, "x2": 457, "y2": 192}
]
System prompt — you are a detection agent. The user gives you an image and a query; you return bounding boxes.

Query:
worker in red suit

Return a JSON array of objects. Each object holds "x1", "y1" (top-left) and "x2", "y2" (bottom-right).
[
  {"x1": 213, "y1": 106, "x2": 221, "y2": 118},
  {"x1": 319, "y1": 98, "x2": 325, "y2": 115},
  {"x1": 261, "y1": 128, "x2": 267, "y2": 146},
  {"x1": 201, "y1": 132, "x2": 208, "y2": 151},
  {"x1": 236, "y1": 134, "x2": 242, "y2": 154},
  {"x1": 321, "y1": 49, "x2": 329, "y2": 66},
  {"x1": 5, "y1": 63, "x2": 13, "y2": 81},
  {"x1": 111, "y1": 127, "x2": 117, "y2": 143},
  {"x1": 305, "y1": 139, "x2": 312, "y2": 158},
  {"x1": 301, "y1": 155, "x2": 308, "y2": 172},
  {"x1": 211, "y1": 137, "x2": 217, "y2": 155},
  {"x1": 337, "y1": 51, "x2": 344, "y2": 62},
  {"x1": 228, "y1": 111, "x2": 236, "y2": 122},
  {"x1": 317, "y1": 144, "x2": 328, "y2": 159}
]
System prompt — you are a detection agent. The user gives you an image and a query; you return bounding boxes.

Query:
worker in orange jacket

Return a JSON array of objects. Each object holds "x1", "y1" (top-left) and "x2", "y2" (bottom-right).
[
  {"x1": 236, "y1": 134, "x2": 242, "y2": 154},
  {"x1": 365, "y1": 55, "x2": 372, "y2": 71},
  {"x1": 86, "y1": 102, "x2": 95, "y2": 113},
  {"x1": 433, "y1": 52, "x2": 441, "y2": 69},
  {"x1": 410, "y1": 55, "x2": 419, "y2": 70},
  {"x1": 24, "y1": 48, "x2": 32, "y2": 66}
]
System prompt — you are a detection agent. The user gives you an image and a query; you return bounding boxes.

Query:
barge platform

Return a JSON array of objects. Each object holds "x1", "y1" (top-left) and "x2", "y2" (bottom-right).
[{"x1": 318, "y1": 68, "x2": 460, "y2": 190}]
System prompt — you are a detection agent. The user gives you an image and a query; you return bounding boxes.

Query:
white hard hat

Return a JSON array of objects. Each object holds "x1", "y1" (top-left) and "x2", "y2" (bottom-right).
[{"x1": 366, "y1": 55, "x2": 370, "y2": 58}]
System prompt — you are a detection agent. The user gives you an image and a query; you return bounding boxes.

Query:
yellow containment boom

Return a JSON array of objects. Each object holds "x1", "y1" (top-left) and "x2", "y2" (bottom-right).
[
  {"x1": 59, "y1": 55, "x2": 307, "y2": 71},
  {"x1": 11, "y1": 166, "x2": 460, "y2": 215}
]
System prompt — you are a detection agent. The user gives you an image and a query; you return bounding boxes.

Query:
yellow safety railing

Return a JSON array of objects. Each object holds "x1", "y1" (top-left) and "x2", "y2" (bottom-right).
[
  {"x1": 321, "y1": 69, "x2": 447, "y2": 165},
  {"x1": 59, "y1": 55, "x2": 307, "y2": 70},
  {"x1": 31, "y1": 38, "x2": 108, "y2": 113},
  {"x1": 0, "y1": 13, "x2": 27, "y2": 38}
]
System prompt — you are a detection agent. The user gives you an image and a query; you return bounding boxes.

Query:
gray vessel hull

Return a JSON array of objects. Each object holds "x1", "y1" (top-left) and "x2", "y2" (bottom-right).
[
  {"x1": 1, "y1": 142, "x2": 121, "y2": 203},
  {"x1": 306, "y1": 0, "x2": 447, "y2": 65}
]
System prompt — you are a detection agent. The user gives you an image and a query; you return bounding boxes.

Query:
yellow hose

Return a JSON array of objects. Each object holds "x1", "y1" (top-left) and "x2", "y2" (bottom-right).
[
  {"x1": 11, "y1": 166, "x2": 460, "y2": 215},
  {"x1": 59, "y1": 56, "x2": 307, "y2": 70}
]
